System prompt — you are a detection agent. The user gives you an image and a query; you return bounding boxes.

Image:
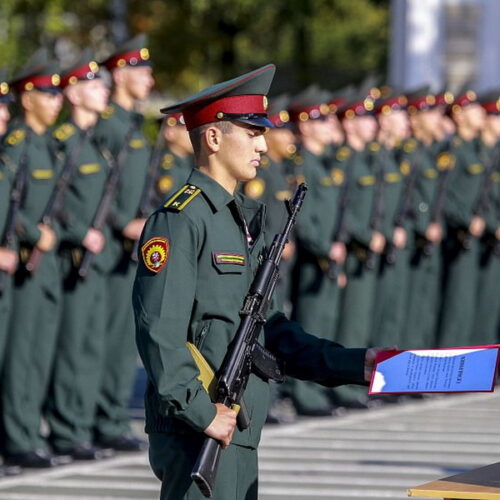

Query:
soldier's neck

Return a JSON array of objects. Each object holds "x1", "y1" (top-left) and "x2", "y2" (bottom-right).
[
  {"x1": 198, "y1": 163, "x2": 237, "y2": 195},
  {"x1": 72, "y1": 107, "x2": 98, "y2": 130},
  {"x1": 457, "y1": 126, "x2": 476, "y2": 142},
  {"x1": 112, "y1": 88, "x2": 135, "y2": 111},
  {"x1": 300, "y1": 136, "x2": 325, "y2": 156},
  {"x1": 24, "y1": 114, "x2": 46, "y2": 135},
  {"x1": 346, "y1": 134, "x2": 364, "y2": 151},
  {"x1": 481, "y1": 129, "x2": 497, "y2": 147}
]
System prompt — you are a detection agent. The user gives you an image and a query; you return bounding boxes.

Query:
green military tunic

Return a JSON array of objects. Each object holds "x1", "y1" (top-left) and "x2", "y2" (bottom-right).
[
  {"x1": 402, "y1": 138, "x2": 443, "y2": 349},
  {"x1": 44, "y1": 121, "x2": 112, "y2": 452},
  {"x1": 133, "y1": 168, "x2": 367, "y2": 499},
  {"x1": 151, "y1": 148, "x2": 194, "y2": 210},
  {"x1": 93, "y1": 101, "x2": 151, "y2": 440},
  {"x1": 287, "y1": 146, "x2": 348, "y2": 413},
  {"x1": 438, "y1": 137, "x2": 485, "y2": 347},
  {"x1": 473, "y1": 141, "x2": 500, "y2": 343},
  {"x1": 1, "y1": 122, "x2": 63, "y2": 454},
  {"x1": 337, "y1": 144, "x2": 380, "y2": 348}
]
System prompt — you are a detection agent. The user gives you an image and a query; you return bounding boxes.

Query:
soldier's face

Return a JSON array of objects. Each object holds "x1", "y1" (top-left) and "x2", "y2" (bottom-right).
[
  {"x1": 354, "y1": 115, "x2": 378, "y2": 143},
  {"x1": 0, "y1": 103, "x2": 10, "y2": 136},
  {"x1": 217, "y1": 122, "x2": 268, "y2": 183},
  {"x1": 24, "y1": 90, "x2": 63, "y2": 127},
  {"x1": 78, "y1": 78, "x2": 110, "y2": 113},
  {"x1": 462, "y1": 103, "x2": 486, "y2": 133},
  {"x1": 266, "y1": 127, "x2": 295, "y2": 158},
  {"x1": 120, "y1": 66, "x2": 154, "y2": 101}
]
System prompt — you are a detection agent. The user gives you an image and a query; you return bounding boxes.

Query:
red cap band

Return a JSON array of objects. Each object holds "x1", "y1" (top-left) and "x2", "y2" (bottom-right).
[
  {"x1": 182, "y1": 94, "x2": 267, "y2": 131},
  {"x1": 61, "y1": 61, "x2": 99, "y2": 88},
  {"x1": 13, "y1": 74, "x2": 60, "y2": 92},
  {"x1": 103, "y1": 48, "x2": 150, "y2": 70}
]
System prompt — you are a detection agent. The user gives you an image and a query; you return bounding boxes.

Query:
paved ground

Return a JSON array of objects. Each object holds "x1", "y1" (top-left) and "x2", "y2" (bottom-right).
[{"x1": 0, "y1": 391, "x2": 498, "y2": 499}]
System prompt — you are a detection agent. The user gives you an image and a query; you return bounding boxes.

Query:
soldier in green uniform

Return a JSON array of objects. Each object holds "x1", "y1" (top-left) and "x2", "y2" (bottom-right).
[
  {"x1": 92, "y1": 34, "x2": 154, "y2": 451},
  {"x1": 151, "y1": 112, "x2": 194, "y2": 208},
  {"x1": 1, "y1": 49, "x2": 66, "y2": 468},
  {"x1": 285, "y1": 86, "x2": 347, "y2": 416},
  {"x1": 402, "y1": 88, "x2": 445, "y2": 349},
  {"x1": 44, "y1": 51, "x2": 114, "y2": 460},
  {"x1": 133, "y1": 65, "x2": 377, "y2": 500},
  {"x1": 438, "y1": 89, "x2": 487, "y2": 347},
  {"x1": 472, "y1": 91, "x2": 500, "y2": 342},
  {"x1": 371, "y1": 92, "x2": 410, "y2": 348},
  {"x1": 0, "y1": 72, "x2": 22, "y2": 477}
]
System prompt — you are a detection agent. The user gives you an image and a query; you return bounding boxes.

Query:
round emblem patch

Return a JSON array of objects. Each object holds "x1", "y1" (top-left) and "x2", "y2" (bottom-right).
[
  {"x1": 157, "y1": 175, "x2": 174, "y2": 193},
  {"x1": 141, "y1": 237, "x2": 169, "y2": 274},
  {"x1": 244, "y1": 178, "x2": 265, "y2": 199}
]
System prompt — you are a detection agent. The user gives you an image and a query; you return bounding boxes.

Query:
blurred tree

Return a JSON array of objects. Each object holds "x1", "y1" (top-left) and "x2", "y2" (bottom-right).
[{"x1": 0, "y1": 0, "x2": 389, "y2": 98}]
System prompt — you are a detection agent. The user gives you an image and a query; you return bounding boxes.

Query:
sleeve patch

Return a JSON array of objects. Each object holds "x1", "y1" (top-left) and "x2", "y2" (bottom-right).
[{"x1": 141, "y1": 237, "x2": 169, "y2": 273}]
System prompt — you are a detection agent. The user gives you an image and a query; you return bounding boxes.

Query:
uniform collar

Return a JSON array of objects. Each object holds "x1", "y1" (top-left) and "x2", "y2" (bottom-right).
[
  {"x1": 109, "y1": 100, "x2": 144, "y2": 125},
  {"x1": 186, "y1": 168, "x2": 235, "y2": 212}
]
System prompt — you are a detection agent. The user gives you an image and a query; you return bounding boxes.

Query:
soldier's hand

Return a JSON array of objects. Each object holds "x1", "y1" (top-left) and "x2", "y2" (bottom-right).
[
  {"x1": 122, "y1": 218, "x2": 146, "y2": 241},
  {"x1": 369, "y1": 231, "x2": 386, "y2": 254},
  {"x1": 204, "y1": 403, "x2": 237, "y2": 449},
  {"x1": 496, "y1": 226, "x2": 500, "y2": 241},
  {"x1": 0, "y1": 247, "x2": 18, "y2": 274},
  {"x1": 83, "y1": 228, "x2": 106, "y2": 254},
  {"x1": 392, "y1": 226, "x2": 407, "y2": 249},
  {"x1": 425, "y1": 222, "x2": 442, "y2": 244},
  {"x1": 469, "y1": 216, "x2": 485, "y2": 238},
  {"x1": 337, "y1": 272, "x2": 348, "y2": 289},
  {"x1": 364, "y1": 346, "x2": 397, "y2": 382},
  {"x1": 282, "y1": 240, "x2": 295, "y2": 261},
  {"x1": 36, "y1": 223, "x2": 57, "y2": 252},
  {"x1": 329, "y1": 241, "x2": 346, "y2": 264}
]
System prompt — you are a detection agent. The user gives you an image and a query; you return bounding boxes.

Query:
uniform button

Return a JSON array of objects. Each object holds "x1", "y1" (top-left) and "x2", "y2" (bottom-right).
[{"x1": 419, "y1": 202, "x2": 428, "y2": 213}]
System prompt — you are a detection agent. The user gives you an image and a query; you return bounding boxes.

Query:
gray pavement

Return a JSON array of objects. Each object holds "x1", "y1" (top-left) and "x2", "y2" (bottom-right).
[{"x1": 0, "y1": 391, "x2": 498, "y2": 499}]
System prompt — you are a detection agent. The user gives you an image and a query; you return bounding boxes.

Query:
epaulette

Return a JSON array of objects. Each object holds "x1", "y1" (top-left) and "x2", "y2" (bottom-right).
[
  {"x1": 436, "y1": 152, "x2": 455, "y2": 171},
  {"x1": 5, "y1": 129, "x2": 25, "y2": 146},
  {"x1": 100, "y1": 105, "x2": 115, "y2": 120},
  {"x1": 164, "y1": 184, "x2": 202, "y2": 212},
  {"x1": 53, "y1": 123, "x2": 76, "y2": 142},
  {"x1": 335, "y1": 146, "x2": 351, "y2": 162},
  {"x1": 403, "y1": 138, "x2": 417, "y2": 153},
  {"x1": 369, "y1": 141, "x2": 381, "y2": 152}
]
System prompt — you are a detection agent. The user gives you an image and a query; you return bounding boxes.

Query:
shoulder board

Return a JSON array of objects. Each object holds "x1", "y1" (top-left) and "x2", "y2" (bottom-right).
[
  {"x1": 53, "y1": 123, "x2": 76, "y2": 142},
  {"x1": 100, "y1": 105, "x2": 115, "y2": 120},
  {"x1": 164, "y1": 184, "x2": 202, "y2": 212},
  {"x1": 336, "y1": 146, "x2": 351, "y2": 162},
  {"x1": 403, "y1": 139, "x2": 417, "y2": 153},
  {"x1": 467, "y1": 163, "x2": 485, "y2": 175},
  {"x1": 5, "y1": 129, "x2": 25, "y2": 146},
  {"x1": 369, "y1": 142, "x2": 381, "y2": 152}
]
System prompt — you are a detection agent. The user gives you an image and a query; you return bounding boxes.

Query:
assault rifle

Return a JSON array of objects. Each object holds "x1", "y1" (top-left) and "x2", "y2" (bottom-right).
[
  {"x1": 0, "y1": 129, "x2": 32, "y2": 294},
  {"x1": 364, "y1": 146, "x2": 387, "y2": 270},
  {"x1": 77, "y1": 123, "x2": 137, "y2": 279},
  {"x1": 130, "y1": 119, "x2": 168, "y2": 261},
  {"x1": 190, "y1": 183, "x2": 308, "y2": 498},
  {"x1": 25, "y1": 128, "x2": 89, "y2": 273}
]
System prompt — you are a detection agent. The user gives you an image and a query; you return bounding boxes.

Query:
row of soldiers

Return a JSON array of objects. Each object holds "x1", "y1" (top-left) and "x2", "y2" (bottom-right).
[
  {"x1": 0, "y1": 35, "x2": 198, "y2": 475},
  {"x1": 244, "y1": 82, "x2": 500, "y2": 417},
  {"x1": 1, "y1": 33, "x2": 499, "y2": 473}
]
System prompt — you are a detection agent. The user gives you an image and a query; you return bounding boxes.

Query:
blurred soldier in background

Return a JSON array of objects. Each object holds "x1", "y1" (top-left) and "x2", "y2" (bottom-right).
[
  {"x1": 438, "y1": 89, "x2": 487, "y2": 348},
  {"x1": 1, "y1": 49, "x2": 65, "y2": 468},
  {"x1": 92, "y1": 34, "x2": 154, "y2": 451},
  {"x1": 45, "y1": 50, "x2": 114, "y2": 461},
  {"x1": 0, "y1": 71, "x2": 21, "y2": 476},
  {"x1": 150, "y1": 112, "x2": 194, "y2": 209},
  {"x1": 473, "y1": 90, "x2": 500, "y2": 343}
]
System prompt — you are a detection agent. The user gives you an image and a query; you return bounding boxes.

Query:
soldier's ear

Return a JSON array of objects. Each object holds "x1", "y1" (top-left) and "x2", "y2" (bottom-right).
[
  {"x1": 204, "y1": 125, "x2": 222, "y2": 153},
  {"x1": 20, "y1": 91, "x2": 34, "y2": 111}
]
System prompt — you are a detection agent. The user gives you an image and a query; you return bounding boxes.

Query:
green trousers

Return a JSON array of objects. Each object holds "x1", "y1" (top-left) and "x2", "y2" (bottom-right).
[
  {"x1": 46, "y1": 258, "x2": 107, "y2": 451},
  {"x1": 149, "y1": 432, "x2": 258, "y2": 500},
  {"x1": 94, "y1": 254, "x2": 137, "y2": 439},
  {"x1": 0, "y1": 275, "x2": 12, "y2": 373},
  {"x1": 2, "y1": 258, "x2": 61, "y2": 454},
  {"x1": 472, "y1": 239, "x2": 500, "y2": 344},
  {"x1": 438, "y1": 234, "x2": 480, "y2": 347}
]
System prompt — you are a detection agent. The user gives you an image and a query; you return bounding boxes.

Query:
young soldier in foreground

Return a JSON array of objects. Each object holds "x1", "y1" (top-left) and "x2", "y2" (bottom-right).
[{"x1": 133, "y1": 64, "x2": 378, "y2": 500}]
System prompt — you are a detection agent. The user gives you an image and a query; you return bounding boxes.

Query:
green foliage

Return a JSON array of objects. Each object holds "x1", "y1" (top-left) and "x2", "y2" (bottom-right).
[{"x1": 0, "y1": 0, "x2": 389, "y2": 95}]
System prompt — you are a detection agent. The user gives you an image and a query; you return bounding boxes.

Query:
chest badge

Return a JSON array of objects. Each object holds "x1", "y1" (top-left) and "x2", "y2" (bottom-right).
[{"x1": 141, "y1": 237, "x2": 170, "y2": 273}]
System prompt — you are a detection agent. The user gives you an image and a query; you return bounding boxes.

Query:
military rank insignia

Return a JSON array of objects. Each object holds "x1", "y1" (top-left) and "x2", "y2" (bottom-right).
[{"x1": 141, "y1": 237, "x2": 169, "y2": 273}]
